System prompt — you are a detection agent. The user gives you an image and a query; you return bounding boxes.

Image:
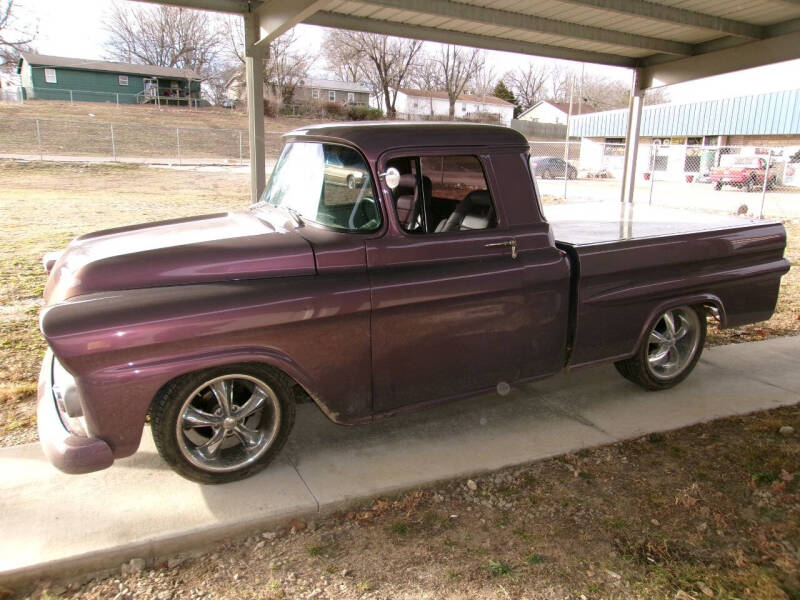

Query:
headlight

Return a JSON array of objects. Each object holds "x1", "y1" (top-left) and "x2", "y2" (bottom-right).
[{"x1": 52, "y1": 355, "x2": 88, "y2": 437}]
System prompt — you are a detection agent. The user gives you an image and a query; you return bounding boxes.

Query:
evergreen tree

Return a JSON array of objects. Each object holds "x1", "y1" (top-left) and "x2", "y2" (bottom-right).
[{"x1": 493, "y1": 80, "x2": 520, "y2": 118}]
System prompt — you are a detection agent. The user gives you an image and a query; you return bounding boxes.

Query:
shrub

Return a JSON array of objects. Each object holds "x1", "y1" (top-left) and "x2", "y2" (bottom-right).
[
  {"x1": 263, "y1": 99, "x2": 276, "y2": 118},
  {"x1": 322, "y1": 101, "x2": 344, "y2": 117},
  {"x1": 347, "y1": 105, "x2": 383, "y2": 121}
]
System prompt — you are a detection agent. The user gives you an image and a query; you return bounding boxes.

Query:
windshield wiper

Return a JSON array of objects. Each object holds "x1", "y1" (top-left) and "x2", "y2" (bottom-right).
[{"x1": 283, "y1": 206, "x2": 304, "y2": 227}]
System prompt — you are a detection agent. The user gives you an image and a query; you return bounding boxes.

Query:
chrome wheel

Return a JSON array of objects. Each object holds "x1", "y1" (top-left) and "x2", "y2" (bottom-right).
[
  {"x1": 176, "y1": 374, "x2": 281, "y2": 473},
  {"x1": 646, "y1": 307, "x2": 702, "y2": 381}
]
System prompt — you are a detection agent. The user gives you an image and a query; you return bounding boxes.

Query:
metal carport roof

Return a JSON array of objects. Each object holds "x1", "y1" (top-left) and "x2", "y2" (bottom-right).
[{"x1": 133, "y1": 0, "x2": 800, "y2": 203}]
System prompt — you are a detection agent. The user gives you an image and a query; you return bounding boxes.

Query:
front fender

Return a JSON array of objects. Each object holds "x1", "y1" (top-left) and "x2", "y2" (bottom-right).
[{"x1": 41, "y1": 276, "x2": 373, "y2": 456}]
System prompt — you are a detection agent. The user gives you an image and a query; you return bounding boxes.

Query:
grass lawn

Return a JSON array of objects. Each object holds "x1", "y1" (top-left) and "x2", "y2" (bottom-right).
[
  {"x1": 0, "y1": 99, "x2": 320, "y2": 132},
  {"x1": 0, "y1": 161, "x2": 250, "y2": 444},
  {"x1": 0, "y1": 101, "x2": 323, "y2": 162}
]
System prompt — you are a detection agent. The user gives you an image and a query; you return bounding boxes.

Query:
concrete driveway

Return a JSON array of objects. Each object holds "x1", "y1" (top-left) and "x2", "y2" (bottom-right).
[{"x1": 1, "y1": 336, "x2": 798, "y2": 589}]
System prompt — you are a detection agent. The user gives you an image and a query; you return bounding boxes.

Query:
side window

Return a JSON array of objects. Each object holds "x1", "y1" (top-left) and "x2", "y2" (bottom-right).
[
  {"x1": 318, "y1": 145, "x2": 380, "y2": 231},
  {"x1": 44, "y1": 68, "x2": 57, "y2": 84},
  {"x1": 387, "y1": 154, "x2": 497, "y2": 234}
]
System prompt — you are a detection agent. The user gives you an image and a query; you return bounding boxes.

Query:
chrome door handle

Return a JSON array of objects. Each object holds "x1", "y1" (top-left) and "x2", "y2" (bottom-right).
[{"x1": 485, "y1": 239, "x2": 517, "y2": 259}]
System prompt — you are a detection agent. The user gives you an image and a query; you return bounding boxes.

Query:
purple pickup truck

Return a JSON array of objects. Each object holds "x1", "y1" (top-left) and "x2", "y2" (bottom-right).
[{"x1": 37, "y1": 123, "x2": 790, "y2": 483}]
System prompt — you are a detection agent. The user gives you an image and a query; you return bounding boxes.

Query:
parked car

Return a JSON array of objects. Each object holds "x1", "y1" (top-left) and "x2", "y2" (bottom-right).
[
  {"x1": 37, "y1": 123, "x2": 790, "y2": 483},
  {"x1": 709, "y1": 154, "x2": 778, "y2": 192},
  {"x1": 530, "y1": 156, "x2": 577, "y2": 179}
]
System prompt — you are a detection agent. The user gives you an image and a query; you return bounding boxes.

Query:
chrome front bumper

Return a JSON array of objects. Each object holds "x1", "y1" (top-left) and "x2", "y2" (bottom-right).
[{"x1": 37, "y1": 350, "x2": 114, "y2": 474}]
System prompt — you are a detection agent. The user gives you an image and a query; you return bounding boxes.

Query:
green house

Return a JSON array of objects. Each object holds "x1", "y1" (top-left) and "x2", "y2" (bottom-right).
[{"x1": 16, "y1": 52, "x2": 202, "y2": 106}]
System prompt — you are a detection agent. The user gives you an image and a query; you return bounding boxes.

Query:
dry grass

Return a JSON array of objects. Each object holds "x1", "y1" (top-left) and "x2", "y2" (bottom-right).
[
  {"x1": 0, "y1": 160, "x2": 250, "y2": 445},
  {"x1": 0, "y1": 99, "x2": 320, "y2": 132},
  {"x1": 0, "y1": 101, "x2": 323, "y2": 162},
  {"x1": 26, "y1": 404, "x2": 800, "y2": 600}
]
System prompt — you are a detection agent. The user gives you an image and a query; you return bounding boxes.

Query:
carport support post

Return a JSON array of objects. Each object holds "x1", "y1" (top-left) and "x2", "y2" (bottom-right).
[
  {"x1": 245, "y1": 12, "x2": 266, "y2": 203},
  {"x1": 619, "y1": 68, "x2": 644, "y2": 205}
]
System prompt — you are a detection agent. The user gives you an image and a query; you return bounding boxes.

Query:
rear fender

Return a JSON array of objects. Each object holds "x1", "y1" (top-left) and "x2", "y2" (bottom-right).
[{"x1": 631, "y1": 293, "x2": 725, "y2": 356}]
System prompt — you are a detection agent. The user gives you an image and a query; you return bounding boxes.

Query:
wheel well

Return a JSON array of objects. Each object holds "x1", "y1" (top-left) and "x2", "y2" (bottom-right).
[{"x1": 147, "y1": 361, "x2": 315, "y2": 419}]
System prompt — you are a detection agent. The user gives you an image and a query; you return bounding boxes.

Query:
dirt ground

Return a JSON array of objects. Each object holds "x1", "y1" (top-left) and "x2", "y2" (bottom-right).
[
  {"x1": 0, "y1": 160, "x2": 797, "y2": 447},
  {"x1": 15, "y1": 404, "x2": 799, "y2": 600}
]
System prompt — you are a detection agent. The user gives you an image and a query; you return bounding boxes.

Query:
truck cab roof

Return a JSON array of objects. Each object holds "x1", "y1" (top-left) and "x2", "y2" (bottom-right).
[{"x1": 283, "y1": 122, "x2": 530, "y2": 160}]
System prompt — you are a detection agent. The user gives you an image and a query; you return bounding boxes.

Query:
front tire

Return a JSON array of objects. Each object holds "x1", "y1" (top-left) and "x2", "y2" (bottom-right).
[
  {"x1": 615, "y1": 306, "x2": 706, "y2": 391},
  {"x1": 151, "y1": 364, "x2": 296, "y2": 484}
]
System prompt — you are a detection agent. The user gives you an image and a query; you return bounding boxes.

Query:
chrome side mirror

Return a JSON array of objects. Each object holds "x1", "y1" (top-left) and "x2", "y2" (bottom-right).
[{"x1": 380, "y1": 167, "x2": 401, "y2": 190}]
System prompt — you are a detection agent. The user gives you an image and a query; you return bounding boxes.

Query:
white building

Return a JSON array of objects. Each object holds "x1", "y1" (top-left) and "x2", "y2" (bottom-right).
[
  {"x1": 391, "y1": 88, "x2": 515, "y2": 126},
  {"x1": 517, "y1": 100, "x2": 598, "y2": 124}
]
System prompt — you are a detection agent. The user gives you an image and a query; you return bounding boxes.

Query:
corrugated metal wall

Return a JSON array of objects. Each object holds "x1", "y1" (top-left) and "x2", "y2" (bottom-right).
[{"x1": 570, "y1": 89, "x2": 800, "y2": 138}]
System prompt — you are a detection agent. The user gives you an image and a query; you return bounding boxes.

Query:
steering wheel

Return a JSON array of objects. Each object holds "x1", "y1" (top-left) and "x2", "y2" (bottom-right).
[
  {"x1": 347, "y1": 177, "x2": 377, "y2": 230},
  {"x1": 348, "y1": 194, "x2": 374, "y2": 230}
]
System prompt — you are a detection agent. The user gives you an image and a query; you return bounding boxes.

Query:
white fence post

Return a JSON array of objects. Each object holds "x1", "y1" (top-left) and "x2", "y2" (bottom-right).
[
  {"x1": 110, "y1": 124, "x2": 117, "y2": 161},
  {"x1": 116, "y1": 93, "x2": 120, "y2": 107},
  {"x1": 760, "y1": 150, "x2": 772, "y2": 219},
  {"x1": 35, "y1": 119, "x2": 43, "y2": 160},
  {"x1": 69, "y1": 90, "x2": 73, "y2": 104},
  {"x1": 176, "y1": 128, "x2": 182, "y2": 166},
  {"x1": 239, "y1": 130, "x2": 243, "y2": 166}
]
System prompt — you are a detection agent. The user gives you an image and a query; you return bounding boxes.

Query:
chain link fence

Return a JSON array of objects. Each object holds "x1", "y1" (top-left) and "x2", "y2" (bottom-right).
[
  {"x1": 0, "y1": 116, "x2": 286, "y2": 167},
  {"x1": 530, "y1": 140, "x2": 800, "y2": 219}
]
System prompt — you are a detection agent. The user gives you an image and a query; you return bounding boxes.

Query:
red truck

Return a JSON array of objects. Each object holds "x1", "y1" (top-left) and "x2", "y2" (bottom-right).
[{"x1": 710, "y1": 155, "x2": 777, "y2": 192}]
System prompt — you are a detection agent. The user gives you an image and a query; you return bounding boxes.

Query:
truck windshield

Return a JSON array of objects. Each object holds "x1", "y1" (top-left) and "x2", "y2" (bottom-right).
[{"x1": 260, "y1": 142, "x2": 381, "y2": 232}]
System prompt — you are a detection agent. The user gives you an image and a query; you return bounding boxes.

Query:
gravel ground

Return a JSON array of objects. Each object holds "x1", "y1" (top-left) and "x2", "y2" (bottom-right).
[{"x1": 11, "y1": 405, "x2": 799, "y2": 600}]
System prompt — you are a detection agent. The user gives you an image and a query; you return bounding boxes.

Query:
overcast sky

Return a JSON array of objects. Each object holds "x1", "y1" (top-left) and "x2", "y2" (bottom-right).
[{"x1": 15, "y1": 0, "x2": 800, "y2": 105}]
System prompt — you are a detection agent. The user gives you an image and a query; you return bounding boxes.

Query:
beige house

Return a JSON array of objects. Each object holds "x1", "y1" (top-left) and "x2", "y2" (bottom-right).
[{"x1": 293, "y1": 78, "x2": 371, "y2": 105}]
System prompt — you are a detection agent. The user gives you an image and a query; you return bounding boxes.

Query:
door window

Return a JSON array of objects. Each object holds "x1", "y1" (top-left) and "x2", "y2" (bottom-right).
[{"x1": 386, "y1": 154, "x2": 497, "y2": 234}]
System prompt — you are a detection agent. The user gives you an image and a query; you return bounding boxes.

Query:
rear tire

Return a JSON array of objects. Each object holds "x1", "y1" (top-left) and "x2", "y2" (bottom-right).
[
  {"x1": 745, "y1": 177, "x2": 755, "y2": 193},
  {"x1": 714, "y1": 182, "x2": 722, "y2": 191},
  {"x1": 151, "y1": 363, "x2": 296, "y2": 484},
  {"x1": 614, "y1": 305, "x2": 706, "y2": 391}
]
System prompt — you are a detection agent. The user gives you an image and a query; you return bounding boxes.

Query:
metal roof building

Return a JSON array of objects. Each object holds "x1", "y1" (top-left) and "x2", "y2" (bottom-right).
[
  {"x1": 133, "y1": 0, "x2": 800, "y2": 204},
  {"x1": 570, "y1": 89, "x2": 800, "y2": 138}
]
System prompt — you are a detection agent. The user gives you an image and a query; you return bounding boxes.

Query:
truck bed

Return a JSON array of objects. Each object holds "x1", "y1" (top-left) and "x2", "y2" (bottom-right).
[
  {"x1": 545, "y1": 203, "x2": 790, "y2": 368},
  {"x1": 546, "y1": 202, "x2": 760, "y2": 246}
]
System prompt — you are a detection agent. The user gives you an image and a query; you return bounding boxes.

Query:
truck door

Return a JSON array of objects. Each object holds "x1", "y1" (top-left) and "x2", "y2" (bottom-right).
[{"x1": 367, "y1": 150, "x2": 570, "y2": 414}]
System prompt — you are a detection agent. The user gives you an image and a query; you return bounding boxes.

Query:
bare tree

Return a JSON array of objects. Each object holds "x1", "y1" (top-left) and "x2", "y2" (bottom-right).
[
  {"x1": 0, "y1": 1, "x2": 35, "y2": 73},
  {"x1": 323, "y1": 30, "x2": 422, "y2": 118},
  {"x1": 505, "y1": 62, "x2": 549, "y2": 110},
  {"x1": 469, "y1": 61, "x2": 496, "y2": 97},
  {"x1": 434, "y1": 44, "x2": 484, "y2": 119},
  {"x1": 223, "y1": 19, "x2": 311, "y2": 106},
  {"x1": 323, "y1": 37, "x2": 363, "y2": 84},
  {"x1": 104, "y1": 2, "x2": 223, "y2": 79}
]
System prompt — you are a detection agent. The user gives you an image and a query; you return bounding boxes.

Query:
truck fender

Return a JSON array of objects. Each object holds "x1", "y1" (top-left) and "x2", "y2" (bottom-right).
[
  {"x1": 96, "y1": 345, "x2": 335, "y2": 432},
  {"x1": 631, "y1": 294, "x2": 726, "y2": 355}
]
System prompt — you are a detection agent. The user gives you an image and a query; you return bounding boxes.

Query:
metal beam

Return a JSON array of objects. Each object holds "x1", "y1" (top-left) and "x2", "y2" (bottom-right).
[
  {"x1": 554, "y1": 0, "x2": 764, "y2": 39},
  {"x1": 640, "y1": 31, "x2": 800, "y2": 88},
  {"x1": 619, "y1": 68, "x2": 643, "y2": 205},
  {"x1": 128, "y1": 0, "x2": 252, "y2": 13},
  {"x1": 305, "y1": 11, "x2": 638, "y2": 67},
  {"x1": 244, "y1": 13, "x2": 266, "y2": 203},
  {"x1": 253, "y1": 0, "x2": 331, "y2": 49},
  {"x1": 360, "y1": 0, "x2": 692, "y2": 55}
]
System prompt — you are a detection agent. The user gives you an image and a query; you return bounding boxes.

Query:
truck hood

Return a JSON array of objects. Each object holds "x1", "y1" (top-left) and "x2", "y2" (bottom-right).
[{"x1": 44, "y1": 208, "x2": 316, "y2": 305}]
